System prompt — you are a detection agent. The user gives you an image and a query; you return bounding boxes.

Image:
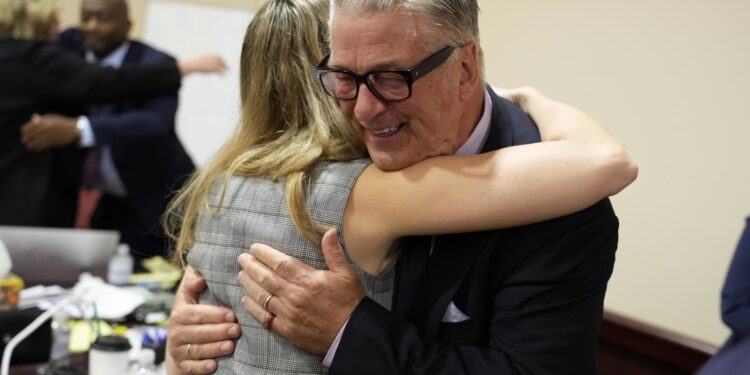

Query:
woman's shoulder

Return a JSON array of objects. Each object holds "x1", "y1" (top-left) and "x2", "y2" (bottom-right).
[
  {"x1": 313, "y1": 158, "x2": 372, "y2": 184},
  {"x1": 201, "y1": 160, "x2": 372, "y2": 210},
  {"x1": 0, "y1": 38, "x2": 80, "y2": 69},
  {"x1": 0, "y1": 38, "x2": 38, "y2": 62},
  {"x1": 206, "y1": 173, "x2": 277, "y2": 202}
]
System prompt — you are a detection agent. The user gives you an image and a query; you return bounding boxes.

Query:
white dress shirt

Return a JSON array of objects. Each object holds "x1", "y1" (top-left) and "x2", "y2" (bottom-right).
[{"x1": 77, "y1": 42, "x2": 131, "y2": 197}]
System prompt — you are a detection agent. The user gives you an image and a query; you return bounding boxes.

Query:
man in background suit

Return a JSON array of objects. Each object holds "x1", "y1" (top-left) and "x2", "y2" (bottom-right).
[
  {"x1": 696, "y1": 217, "x2": 750, "y2": 374},
  {"x1": 21, "y1": 0, "x2": 194, "y2": 264},
  {"x1": 166, "y1": 1, "x2": 632, "y2": 374}
]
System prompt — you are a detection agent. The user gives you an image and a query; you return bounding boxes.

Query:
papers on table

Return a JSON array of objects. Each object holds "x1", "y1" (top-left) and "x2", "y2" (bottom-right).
[{"x1": 19, "y1": 273, "x2": 149, "y2": 320}]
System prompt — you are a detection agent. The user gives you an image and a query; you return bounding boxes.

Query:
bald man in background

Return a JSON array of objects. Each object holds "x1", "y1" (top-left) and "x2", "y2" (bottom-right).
[{"x1": 22, "y1": 0, "x2": 194, "y2": 264}]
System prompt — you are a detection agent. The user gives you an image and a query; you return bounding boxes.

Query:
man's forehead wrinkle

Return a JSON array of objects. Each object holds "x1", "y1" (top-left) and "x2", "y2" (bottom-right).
[
  {"x1": 83, "y1": 0, "x2": 129, "y2": 19},
  {"x1": 329, "y1": 10, "x2": 424, "y2": 72}
]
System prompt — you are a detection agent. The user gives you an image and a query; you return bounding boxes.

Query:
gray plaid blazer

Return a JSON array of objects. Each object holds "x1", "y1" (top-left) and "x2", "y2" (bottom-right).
[{"x1": 187, "y1": 159, "x2": 394, "y2": 374}]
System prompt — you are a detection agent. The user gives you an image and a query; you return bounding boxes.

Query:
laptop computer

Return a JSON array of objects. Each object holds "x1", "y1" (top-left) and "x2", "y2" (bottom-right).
[{"x1": 0, "y1": 226, "x2": 119, "y2": 287}]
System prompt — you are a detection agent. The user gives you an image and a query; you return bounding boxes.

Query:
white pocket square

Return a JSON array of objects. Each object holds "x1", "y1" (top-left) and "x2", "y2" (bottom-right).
[{"x1": 441, "y1": 301, "x2": 470, "y2": 323}]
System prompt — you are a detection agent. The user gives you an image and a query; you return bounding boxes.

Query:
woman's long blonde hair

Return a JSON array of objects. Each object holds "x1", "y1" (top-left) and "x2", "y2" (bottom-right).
[
  {"x1": 0, "y1": 0, "x2": 57, "y2": 38},
  {"x1": 166, "y1": 0, "x2": 365, "y2": 265}
]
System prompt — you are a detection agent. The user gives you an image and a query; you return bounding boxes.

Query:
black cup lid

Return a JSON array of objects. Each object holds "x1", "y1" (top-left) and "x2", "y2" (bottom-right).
[{"x1": 91, "y1": 335, "x2": 131, "y2": 352}]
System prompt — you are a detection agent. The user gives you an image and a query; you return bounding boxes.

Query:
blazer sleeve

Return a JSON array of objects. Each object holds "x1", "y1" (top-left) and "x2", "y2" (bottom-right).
[
  {"x1": 332, "y1": 297, "x2": 521, "y2": 374},
  {"x1": 88, "y1": 54, "x2": 178, "y2": 145},
  {"x1": 330, "y1": 200, "x2": 619, "y2": 375},
  {"x1": 28, "y1": 43, "x2": 180, "y2": 104},
  {"x1": 721, "y1": 217, "x2": 750, "y2": 337},
  {"x1": 88, "y1": 94, "x2": 177, "y2": 145}
]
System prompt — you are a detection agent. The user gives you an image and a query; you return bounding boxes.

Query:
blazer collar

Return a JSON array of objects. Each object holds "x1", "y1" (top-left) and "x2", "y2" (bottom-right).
[
  {"x1": 122, "y1": 41, "x2": 144, "y2": 64},
  {"x1": 409, "y1": 88, "x2": 514, "y2": 337},
  {"x1": 418, "y1": 233, "x2": 493, "y2": 338},
  {"x1": 482, "y1": 85, "x2": 516, "y2": 152},
  {"x1": 86, "y1": 41, "x2": 130, "y2": 67}
]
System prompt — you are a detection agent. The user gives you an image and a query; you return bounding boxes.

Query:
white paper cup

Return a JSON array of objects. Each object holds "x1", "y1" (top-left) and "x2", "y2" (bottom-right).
[{"x1": 89, "y1": 335, "x2": 131, "y2": 375}]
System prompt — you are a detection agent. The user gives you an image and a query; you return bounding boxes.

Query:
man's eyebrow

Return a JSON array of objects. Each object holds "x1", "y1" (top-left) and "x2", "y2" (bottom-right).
[
  {"x1": 328, "y1": 58, "x2": 406, "y2": 73},
  {"x1": 82, "y1": 8, "x2": 111, "y2": 16}
]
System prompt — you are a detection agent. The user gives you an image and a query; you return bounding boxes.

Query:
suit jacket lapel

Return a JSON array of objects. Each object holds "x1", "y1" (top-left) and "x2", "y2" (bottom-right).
[
  {"x1": 482, "y1": 86, "x2": 516, "y2": 152},
  {"x1": 412, "y1": 88, "x2": 515, "y2": 338},
  {"x1": 418, "y1": 233, "x2": 488, "y2": 338},
  {"x1": 123, "y1": 41, "x2": 144, "y2": 65},
  {"x1": 105, "y1": 42, "x2": 143, "y2": 116},
  {"x1": 394, "y1": 236, "x2": 432, "y2": 319}
]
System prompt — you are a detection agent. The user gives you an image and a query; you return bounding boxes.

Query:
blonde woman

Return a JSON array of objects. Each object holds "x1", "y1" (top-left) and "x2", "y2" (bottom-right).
[
  {"x1": 0, "y1": 0, "x2": 223, "y2": 226},
  {"x1": 165, "y1": 0, "x2": 637, "y2": 373}
]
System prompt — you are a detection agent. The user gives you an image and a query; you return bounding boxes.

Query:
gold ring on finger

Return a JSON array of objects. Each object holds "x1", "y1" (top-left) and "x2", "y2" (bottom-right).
[{"x1": 263, "y1": 294, "x2": 274, "y2": 311}]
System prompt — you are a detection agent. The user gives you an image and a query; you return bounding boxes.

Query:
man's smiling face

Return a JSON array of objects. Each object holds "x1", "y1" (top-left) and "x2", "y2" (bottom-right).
[{"x1": 329, "y1": 9, "x2": 468, "y2": 171}]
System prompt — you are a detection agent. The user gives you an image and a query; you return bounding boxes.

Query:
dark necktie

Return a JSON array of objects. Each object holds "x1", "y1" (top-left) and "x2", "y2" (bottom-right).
[
  {"x1": 81, "y1": 148, "x2": 99, "y2": 189},
  {"x1": 74, "y1": 124, "x2": 102, "y2": 228}
]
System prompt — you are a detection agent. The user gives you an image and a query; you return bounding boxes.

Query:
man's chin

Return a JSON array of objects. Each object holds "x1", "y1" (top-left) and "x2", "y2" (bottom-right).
[
  {"x1": 85, "y1": 44, "x2": 103, "y2": 53},
  {"x1": 83, "y1": 41, "x2": 108, "y2": 55},
  {"x1": 370, "y1": 153, "x2": 421, "y2": 171}
]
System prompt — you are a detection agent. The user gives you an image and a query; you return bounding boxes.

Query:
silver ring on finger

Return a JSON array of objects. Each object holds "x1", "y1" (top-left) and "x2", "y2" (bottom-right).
[
  {"x1": 263, "y1": 294, "x2": 274, "y2": 311},
  {"x1": 186, "y1": 342, "x2": 193, "y2": 359}
]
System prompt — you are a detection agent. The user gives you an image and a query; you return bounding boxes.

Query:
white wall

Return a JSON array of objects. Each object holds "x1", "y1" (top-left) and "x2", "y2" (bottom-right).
[
  {"x1": 478, "y1": 0, "x2": 750, "y2": 345},
  {"x1": 142, "y1": 0, "x2": 253, "y2": 165}
]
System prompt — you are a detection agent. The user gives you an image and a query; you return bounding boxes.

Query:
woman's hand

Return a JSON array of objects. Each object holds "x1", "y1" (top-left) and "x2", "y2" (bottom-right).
[{"x1": 166, "y1": 266, "x2": 240, "y2": 374}]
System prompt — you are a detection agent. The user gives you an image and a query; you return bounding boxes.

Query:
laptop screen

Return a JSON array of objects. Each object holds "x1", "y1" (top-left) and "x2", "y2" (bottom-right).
[{"x1": 0, "y1": 226, "x2": 119, "y2": 287}]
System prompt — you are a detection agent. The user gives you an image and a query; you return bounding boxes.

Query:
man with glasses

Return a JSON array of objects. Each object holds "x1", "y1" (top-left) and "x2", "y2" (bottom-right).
[
  {"x1": 167, "y1": 1, "x2": 619, "y2": 374},
  {"x1": 313, "y1": 45, "x2": 457, "y2": 103}
]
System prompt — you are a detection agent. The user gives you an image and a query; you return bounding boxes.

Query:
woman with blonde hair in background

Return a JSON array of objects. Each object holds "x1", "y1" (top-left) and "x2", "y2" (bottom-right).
[
  {"x1": 164, "y1": 0, "x2": 637, "y2": 373},
  {"x1": 0, "y1": 0, "x2": 224, "y2": 226}
]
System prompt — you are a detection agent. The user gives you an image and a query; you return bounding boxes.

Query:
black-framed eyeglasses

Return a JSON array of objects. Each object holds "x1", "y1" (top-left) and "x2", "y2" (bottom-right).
[{"x1": 313, "y1": 45, "x2": 456, "y2": 103}]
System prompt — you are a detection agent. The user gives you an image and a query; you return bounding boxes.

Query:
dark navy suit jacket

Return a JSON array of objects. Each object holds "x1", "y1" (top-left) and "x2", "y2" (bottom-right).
[
  {"x1": 697, "y1": 217, "x2": 750, "y2": 374},
  {"x1": 331, "y1": 88, "x2": 619, "y2": 375},
  {"x1": 0, "y1": 36, "x2": 181, "y2": 227},
  {"x1": 60, "y1": 29, "x2": 194, "y2": 257}
]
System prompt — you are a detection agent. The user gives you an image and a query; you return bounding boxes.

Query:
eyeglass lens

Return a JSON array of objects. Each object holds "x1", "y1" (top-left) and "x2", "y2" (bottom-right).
[{"x1": 320, "y1": 71, "x2": 410, "y2": 101}]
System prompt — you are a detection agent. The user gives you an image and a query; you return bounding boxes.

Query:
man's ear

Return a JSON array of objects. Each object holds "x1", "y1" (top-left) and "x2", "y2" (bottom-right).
[{"x1": 458, "y1": 42, "x2": 480, "y2": 102}]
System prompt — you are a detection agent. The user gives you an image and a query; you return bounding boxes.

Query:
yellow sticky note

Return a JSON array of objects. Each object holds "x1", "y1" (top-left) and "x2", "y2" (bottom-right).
[
  {"x1": 68, "y1": 320, "x2": 114, "y2": 353},
  {"x1": 129, "y1": 256, "x2": 183, "y2": 289}
]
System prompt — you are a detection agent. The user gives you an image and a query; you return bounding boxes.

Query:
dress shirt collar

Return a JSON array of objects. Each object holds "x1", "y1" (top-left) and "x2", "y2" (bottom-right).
[
  {"x1": 85, "y1": 41, "x2": 130, "y2": 68},
  {"x1": 455, "y1": 88, "x2": 493, "y2": 156}
]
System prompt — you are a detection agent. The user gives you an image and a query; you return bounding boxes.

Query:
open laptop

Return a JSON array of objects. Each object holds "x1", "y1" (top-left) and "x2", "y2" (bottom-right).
[{"x1": 0, "y1": 226, "x2": 119, "y2": 287}]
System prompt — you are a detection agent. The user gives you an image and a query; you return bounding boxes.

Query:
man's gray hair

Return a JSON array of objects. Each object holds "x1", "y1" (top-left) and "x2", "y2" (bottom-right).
[{"x1": 330, "y1": 0, "x2": 480, "y2": 49}]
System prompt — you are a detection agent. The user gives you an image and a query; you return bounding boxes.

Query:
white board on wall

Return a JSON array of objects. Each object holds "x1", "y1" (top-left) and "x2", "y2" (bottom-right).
[{"x1": 142, "y1": 0, "x2": 254, "y2": 166}]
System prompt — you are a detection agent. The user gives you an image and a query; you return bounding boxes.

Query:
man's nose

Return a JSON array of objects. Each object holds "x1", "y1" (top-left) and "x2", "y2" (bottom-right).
[
  {"x1": 82, "y1": 18, "x2": 99, "y2": 31},
  {"x1": 353, "y1": 82, "x2": 388, "y2": 125}
]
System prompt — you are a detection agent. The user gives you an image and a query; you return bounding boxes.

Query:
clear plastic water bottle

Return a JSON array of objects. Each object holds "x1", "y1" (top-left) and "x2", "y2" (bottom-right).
[
  {"x1": 107, "y1": 244, "x2": 133, "y2": 285},
  {"x1": 128, "y1": 348, "x2": 158, "y2": 375},
  {"x1": 49, "y1": 311, "x2": 70, "y2": 361}
]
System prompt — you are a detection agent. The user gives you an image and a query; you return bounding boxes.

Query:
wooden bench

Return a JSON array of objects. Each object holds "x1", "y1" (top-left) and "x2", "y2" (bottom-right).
[{"x1": 598, "y1": 310, "x2": 719, "y2": 375}]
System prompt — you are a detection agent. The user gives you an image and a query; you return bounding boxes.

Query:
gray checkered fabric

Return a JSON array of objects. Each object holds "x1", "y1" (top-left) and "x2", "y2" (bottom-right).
[{"x1": 187, "y1": 159, "x2": 394, "y2": 375}]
